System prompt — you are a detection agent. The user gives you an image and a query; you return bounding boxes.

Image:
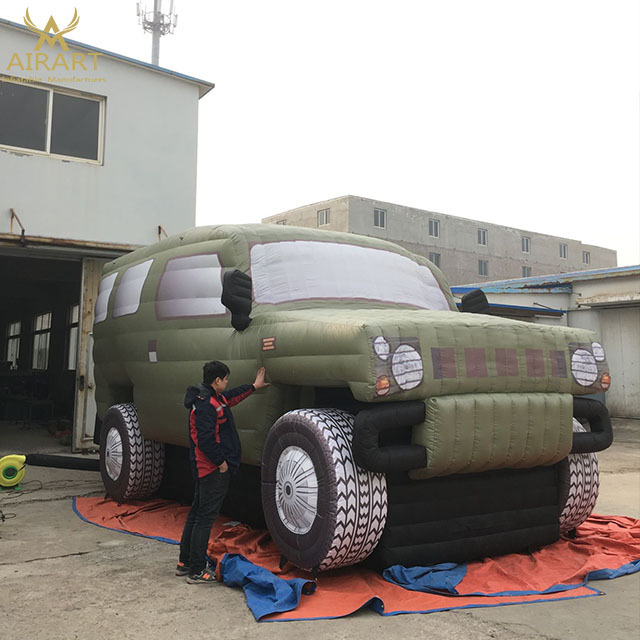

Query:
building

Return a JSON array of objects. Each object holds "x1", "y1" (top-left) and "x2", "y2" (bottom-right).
[
  {"x1": 262, "y1": 195, "x2": 617, "y2": 285},
  {"x1": 0, "y1": 17, "x2": 213, "y2": 449},
  {"x1": 451, "y1": 266, "x2": 640, "y2": 418}
]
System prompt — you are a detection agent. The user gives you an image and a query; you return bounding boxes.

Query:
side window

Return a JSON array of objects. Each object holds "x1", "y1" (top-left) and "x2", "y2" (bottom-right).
[
  {"x1": 156, "y1": 254, "x2": 225, "y2": 319},
  {"x1": 32, "y1": 312, "x2": 52, "y2": 370},
  {"x1": 317, "y1": 208, "x2": 330, "y2": 226},
  {"x1": 6, "y1": 321, "x2": 20, "y2": 369},
  {"x1": 0, "y1": 80, "x2": 104, "y2": 162},
  {"x1": 373, "y1": 208, "x2": 386, "y2": 229},
  {"x1": 113, "y1": 260, "x2": 154, "y2": 318},
  {"x1": 94, "y1": 273, "x2": 118, "y2": 324},
  {"x1": 67, "y1": 304, "x2": 80, "y2": 370}
]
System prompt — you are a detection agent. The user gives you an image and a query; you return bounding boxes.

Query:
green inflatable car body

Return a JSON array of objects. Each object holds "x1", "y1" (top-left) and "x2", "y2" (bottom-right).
[{"x1": 93, "y1": 224, "x2": 612, "y2": 571}]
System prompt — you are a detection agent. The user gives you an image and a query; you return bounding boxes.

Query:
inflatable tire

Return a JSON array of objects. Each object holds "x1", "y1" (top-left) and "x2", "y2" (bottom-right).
[
  {"x1": 261, "y1": 409, "x2": 387, "y2": 571},
  {"x1": 559, "y1": 419, "x2": 599, "y2": 533},
  {"x1": 99, "y1": 403, "x2": 165, "y2": 501}
]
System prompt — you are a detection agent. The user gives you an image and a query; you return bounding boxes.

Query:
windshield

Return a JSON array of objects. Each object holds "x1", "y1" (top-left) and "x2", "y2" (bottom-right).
[{"x1": 250, "y1": 240, "x2": 451, "y2": 310}]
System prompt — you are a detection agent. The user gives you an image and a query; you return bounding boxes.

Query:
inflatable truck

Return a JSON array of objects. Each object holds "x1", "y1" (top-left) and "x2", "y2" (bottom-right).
[{"x1": 93, "y1": 224, "x2": 613, "y2": 572}]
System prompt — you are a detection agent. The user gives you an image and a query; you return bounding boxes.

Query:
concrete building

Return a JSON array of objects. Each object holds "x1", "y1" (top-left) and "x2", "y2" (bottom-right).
[
  {"x1": 0, "y1": 18, "x2": 213, "y2": 449},
  {"x1": 451, "y1": 266, "x2": 640, "y2": 419},
  {"x1": 262, "y1": 195, "x2": 617, "y2": 285}
]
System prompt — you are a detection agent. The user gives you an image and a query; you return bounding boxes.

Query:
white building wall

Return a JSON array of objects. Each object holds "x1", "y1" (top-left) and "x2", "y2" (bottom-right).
[{"x1": 0, "y1": 26, "x2": 200, "y2": 246}]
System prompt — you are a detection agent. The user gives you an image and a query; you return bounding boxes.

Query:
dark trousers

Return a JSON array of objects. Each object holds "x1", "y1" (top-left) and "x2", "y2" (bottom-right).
[{"x1": 179, "y1": 469, "x2": 231, "y2": 575}]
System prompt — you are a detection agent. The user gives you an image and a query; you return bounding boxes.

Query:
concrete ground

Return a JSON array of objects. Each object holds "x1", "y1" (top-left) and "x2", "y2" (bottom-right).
[{"x1": 1, "y1": 418, "x2": 638, "y2": 640}]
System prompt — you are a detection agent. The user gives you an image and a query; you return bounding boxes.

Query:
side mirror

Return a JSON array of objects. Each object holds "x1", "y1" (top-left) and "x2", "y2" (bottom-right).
[
  {"x1": 460, "y1": 288, "x2": 490, "y2": 314},
  {"x1": 221, "y1": 270, "x2": 252, "y2": 331}
]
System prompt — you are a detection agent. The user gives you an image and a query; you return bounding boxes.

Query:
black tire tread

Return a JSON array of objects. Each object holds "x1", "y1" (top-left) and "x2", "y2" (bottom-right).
[
  {"x1": 559, "y1": 420, "x2": 599, "y2": 533},
  {"x1": 102, "y1": 403, "x2": 165, "y2": 501}
]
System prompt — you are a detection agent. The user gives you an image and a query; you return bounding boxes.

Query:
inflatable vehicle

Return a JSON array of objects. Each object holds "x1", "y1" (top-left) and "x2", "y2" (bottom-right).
[{"x1": 93, "y1": 224, "x2": 613, "y2": 573}]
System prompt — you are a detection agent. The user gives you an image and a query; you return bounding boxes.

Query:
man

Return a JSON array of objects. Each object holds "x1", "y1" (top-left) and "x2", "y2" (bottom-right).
[{"x1": 177, "y1": 361, "x2": 269, "y2": 583}]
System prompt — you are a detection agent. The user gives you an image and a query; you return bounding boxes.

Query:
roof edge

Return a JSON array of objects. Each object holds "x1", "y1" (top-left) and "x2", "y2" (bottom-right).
[{"x1": 459, "y1": 264, "x2": 640, "y2": 291}]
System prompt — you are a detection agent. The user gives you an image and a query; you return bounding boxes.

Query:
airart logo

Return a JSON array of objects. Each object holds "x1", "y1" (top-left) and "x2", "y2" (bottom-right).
[
  {"x1": 4, "y1": 8, "x2": 103, "y2": 74},
  {"x1": 23, "y1": 7, "x2": 80, "y2": 51}
]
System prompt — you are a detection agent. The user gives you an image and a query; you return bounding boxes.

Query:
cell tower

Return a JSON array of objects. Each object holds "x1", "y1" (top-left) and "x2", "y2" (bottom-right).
[{"x1": 137, "y1": 0, "x2": 178, "y2": 66}]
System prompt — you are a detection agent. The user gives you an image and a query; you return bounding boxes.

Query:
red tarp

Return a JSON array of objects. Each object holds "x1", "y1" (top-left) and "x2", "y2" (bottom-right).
[{"x1": 73, "y1": 497, "x2": 640, "y2": 621}]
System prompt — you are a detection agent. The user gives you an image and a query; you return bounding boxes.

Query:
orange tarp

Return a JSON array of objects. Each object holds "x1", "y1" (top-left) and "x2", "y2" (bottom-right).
[{"x1": 73, "y1": 497, "x2": 640, "y2": 621}]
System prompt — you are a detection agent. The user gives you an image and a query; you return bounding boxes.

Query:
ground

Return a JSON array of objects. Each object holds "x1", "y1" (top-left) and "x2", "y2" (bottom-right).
[{"x1": 1, "y1": 419, "x2": 638, "y2": 639}]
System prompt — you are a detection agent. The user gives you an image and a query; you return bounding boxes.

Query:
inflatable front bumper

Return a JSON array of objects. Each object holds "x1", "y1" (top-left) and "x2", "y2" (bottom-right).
[{"x1": 352, "y1": 395, "x2": 612, "y2": 477}]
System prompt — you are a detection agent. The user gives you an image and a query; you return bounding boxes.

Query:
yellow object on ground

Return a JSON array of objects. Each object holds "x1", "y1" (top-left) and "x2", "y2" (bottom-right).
[{"x1": 0, "y1": 454, "x2": 26, "y2": 488}]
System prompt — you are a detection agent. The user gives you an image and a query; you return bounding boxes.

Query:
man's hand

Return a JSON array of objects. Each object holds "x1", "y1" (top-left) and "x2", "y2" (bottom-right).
[
  {"x1": 219, "y1": 461, "x2": 229, "y2": 473},
  {"x1": 253, "y1": 367, "x2": 270, "y2": 390}
]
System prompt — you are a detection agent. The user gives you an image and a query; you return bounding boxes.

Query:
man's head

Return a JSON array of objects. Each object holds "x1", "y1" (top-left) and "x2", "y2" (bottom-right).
[{"x1": 203, "y1": 360, "x2": 230, "y2": 392}]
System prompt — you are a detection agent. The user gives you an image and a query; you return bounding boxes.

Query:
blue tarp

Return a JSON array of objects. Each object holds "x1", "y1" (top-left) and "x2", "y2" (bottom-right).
[
  {"x1": 383, "y1": 558, "x2": 640, "y2": 597},
  {"x1": 220, "y1": 553, "x2": 316, "y2": 621}
]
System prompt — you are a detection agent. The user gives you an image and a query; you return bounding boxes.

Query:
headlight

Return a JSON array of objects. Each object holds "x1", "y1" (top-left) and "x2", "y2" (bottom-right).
[
  {"x1": 391, "y1": 344, "x2": 423, "y2": 390},
  {"x1": 571, "y1": 348, "x2": 598, "y2": 387},
  {"x1": 373, "y1": 336, "x2": 390, "y2": 361},
  {"x1": 591, "y1": 342, "x2": 606, "y2": 362},
  {"x1": 372, "y1": 336, "x2": 423, "y2": 395}
]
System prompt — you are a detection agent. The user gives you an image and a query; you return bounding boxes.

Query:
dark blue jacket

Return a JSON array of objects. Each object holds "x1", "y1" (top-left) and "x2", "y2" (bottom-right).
[{"x1": 184, "y1": 383, "x2": 254, "y2": 478}]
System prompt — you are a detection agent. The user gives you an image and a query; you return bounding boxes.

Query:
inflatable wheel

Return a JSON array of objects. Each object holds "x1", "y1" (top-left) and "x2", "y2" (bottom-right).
[
  {"x1": 261, "y1": 409, "x2": 387, "y2": 572},
  {"x1": 559, "y1": 419, "x2": 600, "y2": 533},
  {"x1": 99, "y1": 403, "x2": 165, "y2": 501}
]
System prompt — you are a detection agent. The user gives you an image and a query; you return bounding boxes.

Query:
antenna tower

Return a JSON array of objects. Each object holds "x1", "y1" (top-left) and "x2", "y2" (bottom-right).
[{"x1": 137, "y1": 0, "x2": 177, "y2": 66}]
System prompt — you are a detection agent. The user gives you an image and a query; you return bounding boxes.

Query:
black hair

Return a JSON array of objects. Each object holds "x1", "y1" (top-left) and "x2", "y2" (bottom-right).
[{"x1": 203, "y1": 360, "x2": 230, "y2": 385}]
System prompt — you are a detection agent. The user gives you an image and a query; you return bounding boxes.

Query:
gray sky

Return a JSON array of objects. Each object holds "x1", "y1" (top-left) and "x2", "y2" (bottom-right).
[{"x1": 9, "y1": 0, "x2": 640, "y2": 265}]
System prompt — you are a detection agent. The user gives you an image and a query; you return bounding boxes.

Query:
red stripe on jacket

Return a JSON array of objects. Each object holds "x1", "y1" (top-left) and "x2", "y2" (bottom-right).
[{"x1": 190, "y1": 406, "x2": 220, "y2": 477}]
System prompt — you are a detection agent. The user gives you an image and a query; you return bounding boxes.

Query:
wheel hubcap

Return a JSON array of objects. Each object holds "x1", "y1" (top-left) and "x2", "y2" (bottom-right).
[
  {"x1": 276, "y1": 446, "x2": 318, "y2": 535},
  {"x1": 104, "y1": 427, "x2": 123, "y2": 481}
]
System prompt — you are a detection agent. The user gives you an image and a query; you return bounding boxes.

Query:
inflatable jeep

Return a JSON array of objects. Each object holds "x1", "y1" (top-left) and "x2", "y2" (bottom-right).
[{"x1": 93, "y1": 224, "x2": 613, "y2": 572}]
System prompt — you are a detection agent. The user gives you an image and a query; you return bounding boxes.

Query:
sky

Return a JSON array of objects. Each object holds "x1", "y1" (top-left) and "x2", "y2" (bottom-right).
[{"x1": 4, "y1": 1, "x2": 639, "y2": 265}]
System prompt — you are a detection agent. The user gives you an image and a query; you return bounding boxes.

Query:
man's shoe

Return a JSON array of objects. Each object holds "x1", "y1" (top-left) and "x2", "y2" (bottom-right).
[
  {"x1": 175, "y1": 562, "x2": 190, "y2": 577},
  {"x1": 186, "y1": 569, "x2": 217, "y2": 584}
]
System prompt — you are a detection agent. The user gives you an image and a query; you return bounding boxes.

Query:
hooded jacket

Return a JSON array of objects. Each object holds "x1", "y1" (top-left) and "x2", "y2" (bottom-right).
[{"x1": 184, "y1": 382, "x2": 255, "y2": 478}]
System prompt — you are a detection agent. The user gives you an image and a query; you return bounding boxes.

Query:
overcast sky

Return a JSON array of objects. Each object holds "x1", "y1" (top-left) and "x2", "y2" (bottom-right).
[{"x1": 7, "y1": 1, "x2": 640, "y2": 265}]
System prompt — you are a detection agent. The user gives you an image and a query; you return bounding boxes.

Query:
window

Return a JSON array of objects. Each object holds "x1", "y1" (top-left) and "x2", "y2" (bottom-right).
[
  {"x1": 429, "y1": 219, "x2": 440, "y2": 238},
  {"x1": 478, "y1": 260, "x2": 488, "y2": 276},
  {"x1": 95, "y1": 273, "x2": 118, "y2": 324},
  {"x1": 32, "y1": 312, "x2": 52, "y2": 370},
  {"x1": 521, "y1": 236, "x2": 530, "y2": 253},
  {"x1": 522, "y1": 266, "x2": 532, "y2": 277},
  {"x1": 156, "y1": 254, "x2": 225, "y2": 319},
  {"x1": 477, "y1": 228, "x2": 488, "y2": 245},
  {"x1": 583, "y1": 251, "x2": 591, "y2": 265},
  {"x1": 6, "y1": 321, "x2": 20, "y2": 369},
  {"x1": 317, "y1": 209, "x2": 330, "y2": 226},
  {"x1": 113, "y1": 260, "x2": 153, "y2": 318},
  {"x1": 275, "y1": 220, "x2": 287, "y2": 225},
  {"x1": 0, "y1": 79, "x2": 103, "y2": 162},
  {"x1": 428, "y1": 252, "x2": 441, "y2": 268},
  {"x1": 373, "y1": 208, "x2": 386, "y2": 229},
  {"x1": 67, "y1": 305, "x2": 80, "y2": 370},
  {"x1": 250, "y1": 242, "x2": 451, "y2": 310},
  {"x1": 559, "y1": 243, "x2": 568, "y2": 259}
]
